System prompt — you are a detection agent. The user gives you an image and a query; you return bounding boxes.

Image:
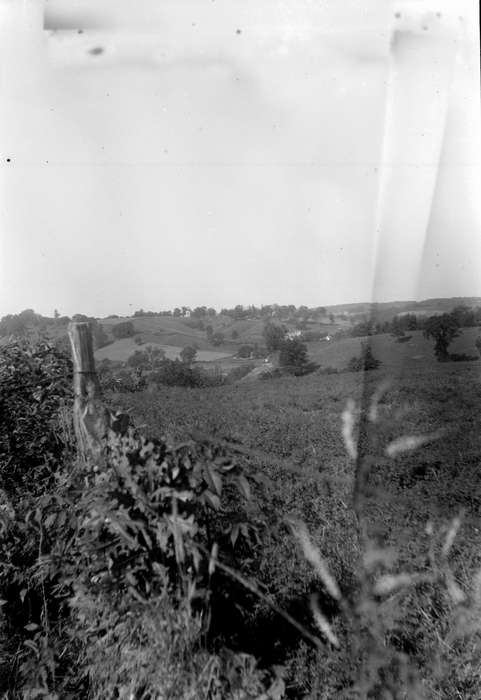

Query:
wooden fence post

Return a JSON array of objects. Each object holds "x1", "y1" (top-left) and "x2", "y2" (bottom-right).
[{"x1": 68, "y1": 322, "x2": 112, "y2": 463}]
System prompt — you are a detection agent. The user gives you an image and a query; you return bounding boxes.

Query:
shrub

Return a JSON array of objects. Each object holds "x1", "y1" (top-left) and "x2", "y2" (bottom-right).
[
  {"x1": 0, "y1": 338, "x2": 73, "y2": 495},
  {"x1": 346, "y1": 342, "x2": 381, "y2": 372},
  {"x1": 0, "y1": 337, "x2": 286, "y2": 699},
  {"x1": 237, "y1": 344, "x2": 255, "y2": 359},
  {"x1": 211, "y1": 332, "x2": 225, "y2": 347},
  {"x1": 448, "y1": 352, "x2": 478, "y2": 362},
  {"x1": 180, "y1": 345, "x2": 198, "y2": 364},
  {"x1": 423, "y1": 314, "x2": 461, "y2": 361},
  {"x1": 226, "y1": 363, "x2": 256, "y2": 382}
]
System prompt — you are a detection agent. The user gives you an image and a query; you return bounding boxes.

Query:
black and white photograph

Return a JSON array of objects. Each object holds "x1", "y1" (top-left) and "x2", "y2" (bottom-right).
[{"x1": 1, "y1": 0, "x2": 480, "y2": 697}]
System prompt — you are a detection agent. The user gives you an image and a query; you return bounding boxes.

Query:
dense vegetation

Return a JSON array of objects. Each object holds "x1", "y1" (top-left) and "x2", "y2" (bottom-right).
[{"x1": 2, "y1": 328, "x2": 481, "y2": 697}]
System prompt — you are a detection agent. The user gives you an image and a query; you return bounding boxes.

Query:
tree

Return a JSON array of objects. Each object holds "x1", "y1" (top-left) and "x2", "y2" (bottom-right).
[
  {"x1": 127, "y1": 345, "x2": 165, "y2": 371},
  {"x1": 263, "y1": 322, "x2": 286, "y2": 352},
  {"x1": 423, "y1": 314, "x2": 461, "y2": 361},
  {"x1": 211, "y1": 332, "x2": 224, "y2": 347},
  {"x1": 347, "y1": 341, "x2": 381, "y2": 372},
  {"x1": 278, "y1": 337, "x2": 313, "y2": 375},
  {"x1": 0, "y1": 314, "x2": 27, "y2": 337},
  {"x1": 112, "y1": 321, "x2": 135, "y2": 339},
  {"x1": 231, "y1": 329, "x2": 239, "y2": 340},
  {"x1": 237, "y1": 344, "x2": 254, "y2": 359},
  {"x1": 180, "y1": 345, "x2": 197, "y2": 364}
]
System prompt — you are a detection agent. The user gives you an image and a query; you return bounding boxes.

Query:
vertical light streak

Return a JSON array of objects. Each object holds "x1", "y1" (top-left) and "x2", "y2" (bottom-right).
[{"x1": 371, "y1": 5, "x2": 459, "y2": 302}]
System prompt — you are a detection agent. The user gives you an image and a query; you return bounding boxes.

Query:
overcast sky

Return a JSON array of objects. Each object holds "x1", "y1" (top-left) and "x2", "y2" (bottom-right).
[{"x1": 0, "y1": 0, "x2": 479, "y2": 318}]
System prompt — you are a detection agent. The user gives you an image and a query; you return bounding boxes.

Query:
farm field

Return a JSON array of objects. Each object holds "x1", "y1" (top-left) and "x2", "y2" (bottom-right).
[
  {"x1": 308, "y1": 327, "x2": 481, "y2": 371},
  {"x1": 108, "y1": 350, "x2": 481, "y2": 697},
  {"x1": 94, "y1": 337, "x2": 233, "y2": 363}
]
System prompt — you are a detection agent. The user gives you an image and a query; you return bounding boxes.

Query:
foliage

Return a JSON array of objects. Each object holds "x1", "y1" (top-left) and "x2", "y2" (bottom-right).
[
  {"x1": 180, "y1": 345, "x2": 198, "y2": 364},
  {"x1": 346, "y1": 341, "x2": 381, "y2": 372},
  {"x1": 0, "y1": 338, "x2": 73, "y2": 495},
  {"x1": 226, "y1": 363, "x2": 256, "y2": 383},
  {"x1": 112, "y1": 320, "x2": 136, "y2": 339},
  {"x1": 423, "y1": 314, "x2": 461, "y2": 361},
  {"x1": 0, "y1": 337, "x2": 286, "y2": 699},
  {"x1": 278, "y1": 338, "x2": 316, "y2": 376},
  {"x1": 150, "y1": 359, "x2": 223, "y2": 388},
  {"x1": 211, "y1": 332, "x2": 225, "y2": 347},
  {"x1": 127, "y1": 345, "x2": 166, "y2": 371},
  {"x1": 237, "y1": 344, "x2": 255, "y2": 359},
  {"x1": 263, "y1": 322, "x2": 286, "y2": 353}
]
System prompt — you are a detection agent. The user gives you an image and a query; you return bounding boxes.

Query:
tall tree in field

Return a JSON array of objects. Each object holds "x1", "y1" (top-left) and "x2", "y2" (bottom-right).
[
  {"x1": 263, "y1": 322, "x2": 286, "y2": 352},
  {"x1": 278, "y1": 337, "x2": 309, "y2": 373},
  {"x1": 423, "y1": 314, "x2": 460, "y2": 361}
]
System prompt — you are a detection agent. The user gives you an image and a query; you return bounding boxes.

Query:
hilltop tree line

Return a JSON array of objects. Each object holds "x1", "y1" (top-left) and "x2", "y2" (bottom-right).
[
  {"x1": 349, "y1": 304, "x2": 481, "y2": 339},
  {"x1": 132, "y1": 304, "x2": 330, "y2": 322}
]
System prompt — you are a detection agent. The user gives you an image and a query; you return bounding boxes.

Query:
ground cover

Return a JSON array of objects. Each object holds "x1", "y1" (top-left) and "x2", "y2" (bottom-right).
[{"x1": 109, "y1": 355, "x2": 481, "y2": 696}]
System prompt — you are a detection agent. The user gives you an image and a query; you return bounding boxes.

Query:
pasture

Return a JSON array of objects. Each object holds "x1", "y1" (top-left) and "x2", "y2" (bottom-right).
[{"x1": 94, "y1": 336, "x2": 233, "y2": 363}]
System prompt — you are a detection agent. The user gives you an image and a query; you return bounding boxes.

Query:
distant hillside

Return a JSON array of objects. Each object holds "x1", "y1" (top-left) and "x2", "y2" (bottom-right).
[{"x1": 325, "y1": 297, "x2": 481, "y2": 321}]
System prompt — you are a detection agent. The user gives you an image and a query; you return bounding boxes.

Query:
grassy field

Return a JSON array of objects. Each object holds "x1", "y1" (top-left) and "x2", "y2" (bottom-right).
[
  {"x1": 108, "y1": 342, "x2": 481, "y2": 697},
  {"x1": 308, "y1": 328, "x2": 481, "y2": 371},
  {"x1": 94, "y1": 337, "x2": 233, "y2": 363}
]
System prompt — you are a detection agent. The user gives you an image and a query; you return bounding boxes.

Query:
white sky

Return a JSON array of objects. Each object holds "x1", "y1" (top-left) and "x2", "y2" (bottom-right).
[{"x1": 0, "y1": 0, "x2": 479, "y2": 317}]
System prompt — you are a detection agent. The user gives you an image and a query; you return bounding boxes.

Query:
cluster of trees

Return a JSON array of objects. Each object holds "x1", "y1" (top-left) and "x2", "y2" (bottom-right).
[
  {"x1": 0, "y1": 310, "x2": 113, "y2": 350},
  {"x1": 261, "y1": 322, "x2": 318, "y2": 375},
  {"x1": 351, "y1": 304, "x2": 481, "y2": 341},
  {"x1": 350, "y1": 313, "x2": 419, "y2": 338},
  {"x1": 132, "y1": 304, "x2": 332, "y2": 323},
  {"x1": 206, "y1": 325, "x2": 225, "y2": 347},
  {"x1": 111, "y1": 320, "x2": 135, "y2": 339}
]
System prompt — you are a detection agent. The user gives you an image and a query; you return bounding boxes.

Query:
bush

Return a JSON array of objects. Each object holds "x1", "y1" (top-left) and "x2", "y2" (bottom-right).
[
  {"x1": 237, "y1": 344, "x2": 255, "y2": 359},
  {"x1": 150, "y1": 359, "x2": 222, "y2": 388},
  {"x1": 0, "y1": 338, "x2": 73, "y2": 495},
  {"x1": 0, "y1": 337, "x2": 286, "y2": 699},
  {"x1": 226, "y1": 363, "x2": 256, "y2": 383},
  {"x1": 346, "y1": 342, "x2": 381, "y2": 372},
  {"x1": 448, "y1": 352, "x2": 479, "y2": 362},
  {"x1": 180, "y1": 345, "x2": 198, "y2": 364}
]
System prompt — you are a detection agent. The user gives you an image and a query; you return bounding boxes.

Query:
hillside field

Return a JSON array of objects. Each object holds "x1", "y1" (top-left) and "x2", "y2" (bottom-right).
[{"x1": 106, "y1": 335, "x2": 481, "y2": 697}]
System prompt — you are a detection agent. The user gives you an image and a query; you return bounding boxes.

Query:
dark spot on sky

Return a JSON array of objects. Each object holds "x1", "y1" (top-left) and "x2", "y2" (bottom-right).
[
  {"x1": 436, "y1": 12, "x2": 442, "y2": 18},
  {"x1": 236, "y1": 29, "x2": 242, "y2": 35},
  {"x1": 88, "y1": 47, "x2": 104, "y2": 56},
  {"x1": 422, "y1": 25, "x2": 428, "y2": 30},
  {"x1": 6, "y1": 158, "x2": 11, "y2": 163},
  {"x1": 78, "y1": 29, "x2": 83, "y2": 34},
  {"x1": 394, "y1": 12, "x2": 401, "y2": 18}
]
